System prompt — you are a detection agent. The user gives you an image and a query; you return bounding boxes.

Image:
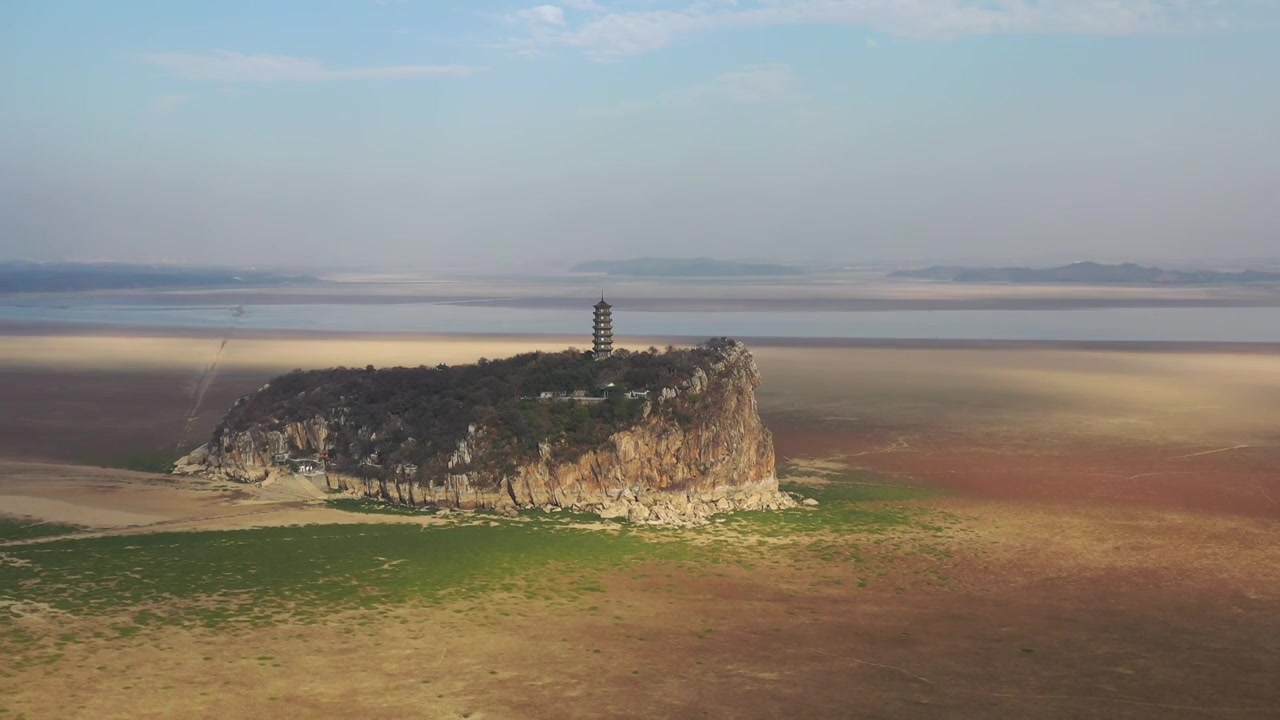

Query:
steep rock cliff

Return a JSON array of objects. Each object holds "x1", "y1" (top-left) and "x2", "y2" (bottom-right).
[{"x1": 176, "y1": 339, "x2": 794, "y2": 524}]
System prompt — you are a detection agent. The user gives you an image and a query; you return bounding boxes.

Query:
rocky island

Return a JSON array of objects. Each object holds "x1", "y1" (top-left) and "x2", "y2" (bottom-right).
[{"x1": 175, "y1": 338, "x2": 795, "y2": 525}]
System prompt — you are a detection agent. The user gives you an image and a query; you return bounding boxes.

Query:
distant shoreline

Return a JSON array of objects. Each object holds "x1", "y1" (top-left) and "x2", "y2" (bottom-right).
[
  {"x1": 6, "y1": 292, "x2": 1280, "y2": 311},
  {"x1": 3, "y1": 320, "x2": 1279, "y2": 354}
]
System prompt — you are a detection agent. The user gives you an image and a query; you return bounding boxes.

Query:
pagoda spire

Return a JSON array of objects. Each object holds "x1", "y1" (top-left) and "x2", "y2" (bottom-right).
[{"x1": 592, "y1": 294, "x2": 613, "y2": 359}]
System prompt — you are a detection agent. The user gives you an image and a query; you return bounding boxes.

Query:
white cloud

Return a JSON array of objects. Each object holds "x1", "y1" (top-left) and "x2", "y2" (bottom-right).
[
  {"x1": 143, "y1": 51, "x2": 483, "y2": 82},
  {"x1": 561, "y1": 0, "x2": 604, "y2": 9},
  {"x1": 500, "y1": 0, "x2": 1237, "y2": 59},
  {"x1": 509, "y1": 4, "x2": 567, "y2": 26},
  {"x1": 147, "y1": 94, "x2": 192, "y2": 114}
]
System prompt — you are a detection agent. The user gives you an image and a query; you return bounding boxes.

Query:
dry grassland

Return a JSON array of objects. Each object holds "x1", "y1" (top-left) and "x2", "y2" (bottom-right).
[
  {"x1": 2, "y1": 330, "x2": 1279, "y2": 718},
  {"x1": 755, "y1": 346, "x2": 1280, "y2": 445},
  {"x1": 3, "y1": 462, "x2": 1277, "y2": 719},
  {"x1": 756, "y1": 346, "x2": 1280, "y2": 518}
]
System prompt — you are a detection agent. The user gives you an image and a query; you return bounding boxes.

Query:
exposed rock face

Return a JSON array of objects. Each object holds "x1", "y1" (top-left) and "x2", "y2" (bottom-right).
[{"x1": 175, "y1": 340, "x2": 794, "y2": 525}]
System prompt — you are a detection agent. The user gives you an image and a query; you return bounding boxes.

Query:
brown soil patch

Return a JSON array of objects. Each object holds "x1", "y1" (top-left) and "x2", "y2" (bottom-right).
[
  {"x1": 772, "y1": 424, "x2": 1280, "y2": 519},
  {"x1": 758, "y1": 344, "x2": 1280, "y2": 519},
  {"x1": 0, "y1": 462, "x2": 478, "y2": 542},
  {"x1": 4, "y1": 498, "x2": 1279, "y2": 719},
  {"x1": 4, "y1": 338, "x2": 1280, "y2": 718},
  {"x1": 0, "y1": 368, "x2": 271, "y2": 465}
]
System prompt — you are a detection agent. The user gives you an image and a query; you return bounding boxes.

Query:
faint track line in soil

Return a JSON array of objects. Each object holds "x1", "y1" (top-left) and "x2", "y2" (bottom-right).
[
  {"x1": 841, "y1": 436, "x2": 913, "y2": 458},
  {"x1": 838, "y1": 480, "x2": 928, "y2": 489},
  {"x1": 1171, "y1": 444, "x2": 1251, "y2": 459},
  {"x1": 1256, "y1": 486, "x2": 1279, "y2": 508},
  {"x1": 176, "y1": 312, "x2": 241, "y2": 451},
  {"x1": 1123, "y1": 471, "x2": 1196, "y2": 481},
  {"x1": 185, "y1": 339, "x2": 227, "y2": 419},
  {"x1": 754, "y1": 634, "x2": 935, "y2": 686},
  {"x1": 839, "y1": 656, "x2": 934, "y2": 686},
  {"x1": 955, "y1": 689, "x2": 1280, "y2": 715}
]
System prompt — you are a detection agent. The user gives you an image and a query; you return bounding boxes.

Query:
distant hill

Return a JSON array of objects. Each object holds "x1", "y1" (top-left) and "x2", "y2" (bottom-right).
[
  {"x1": 889, "y1": 262, "x2": 1280, "y2": 285},
  {"x1": 0, "y1": 262, "x2": 316, "y2": 293},
  {"x1": 887, "y1": 265, "x2": 971, "y2": 281},
  {"x1": 571, "y1": 257, "x2": 803, "y2": 278}
]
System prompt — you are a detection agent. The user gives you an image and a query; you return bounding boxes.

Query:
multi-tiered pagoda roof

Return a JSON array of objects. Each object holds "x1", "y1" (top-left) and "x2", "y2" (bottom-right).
[{"x1": 592, "y1": 295, "x2": 613, "y2": 359}]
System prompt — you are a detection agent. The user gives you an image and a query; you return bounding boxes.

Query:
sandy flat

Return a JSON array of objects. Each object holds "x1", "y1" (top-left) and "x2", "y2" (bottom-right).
[
  {"x1": 3, "y1": 322, "x2": 1280, "y2": 718},
  {"x1": 0, "y1": 462, "x2": 468, "y2": 541},
  {"x1": 0, "y1": 462, "x2": 233, "y2": 530},
  {"x1": 4, "y1": 325, "x2": 1280, "y2": 372},
  {"x1": 0, "y1": 462, "x2": 255, "y2": 531},
  {"x1": 0, "y1": 495, "x2": 167, "y2": 528},
  {"x1": 0, "y1": 332, "x2": 630, "y2": 371}
]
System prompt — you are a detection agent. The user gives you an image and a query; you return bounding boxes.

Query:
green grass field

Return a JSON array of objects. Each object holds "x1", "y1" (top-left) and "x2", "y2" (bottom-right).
[
  {"x1": 324, "y1": 497, "x2": 439, "y2": 516},
  {"x1": 1, "y1": 471, "x2": 960, "y2": 657},
  {"x1": 0, "y1": 516, "x2": 85, "y2": 542}
]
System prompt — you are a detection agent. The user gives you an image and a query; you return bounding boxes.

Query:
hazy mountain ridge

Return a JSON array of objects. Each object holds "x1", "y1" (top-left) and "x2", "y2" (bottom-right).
[
  {"x1": 889, "y1": 262, "x2": 1280, "y2": 285},
  {"x1": 571, "y1": 257, "x2": 804, "y2": 277},
  {"x1": 0, "y1": 261, "x2": 316, "y2": 293}
]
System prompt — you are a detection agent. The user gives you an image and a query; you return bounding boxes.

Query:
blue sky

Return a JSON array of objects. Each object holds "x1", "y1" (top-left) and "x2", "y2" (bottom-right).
[{"x1": 1, "y1": 1, "x2": 1278, "y2": 269}]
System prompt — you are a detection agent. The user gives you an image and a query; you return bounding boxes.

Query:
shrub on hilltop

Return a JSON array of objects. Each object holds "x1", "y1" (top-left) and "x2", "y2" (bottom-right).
[{"x1": 214, "y1": 344, "x2": 720, "y2": 477}]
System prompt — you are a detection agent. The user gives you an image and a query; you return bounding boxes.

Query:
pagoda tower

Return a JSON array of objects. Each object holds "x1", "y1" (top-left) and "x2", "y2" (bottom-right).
[{"x1": 592, "y1": 295, "x2": 613, "y2": 360}]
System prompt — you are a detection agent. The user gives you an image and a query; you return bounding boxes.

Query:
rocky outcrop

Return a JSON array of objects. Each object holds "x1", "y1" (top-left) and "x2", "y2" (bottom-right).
[
  {"x1": 175, "y1": 340, "x2": 794, "y2": 525},
  {"x1": 173, "y1": 416, "x2": 333, "y2": 481}
]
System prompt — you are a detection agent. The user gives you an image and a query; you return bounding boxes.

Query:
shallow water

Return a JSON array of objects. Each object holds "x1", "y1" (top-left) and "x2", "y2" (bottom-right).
[{"x1": 4, "y1": 300, "x2": 1280, "y2": 342}]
